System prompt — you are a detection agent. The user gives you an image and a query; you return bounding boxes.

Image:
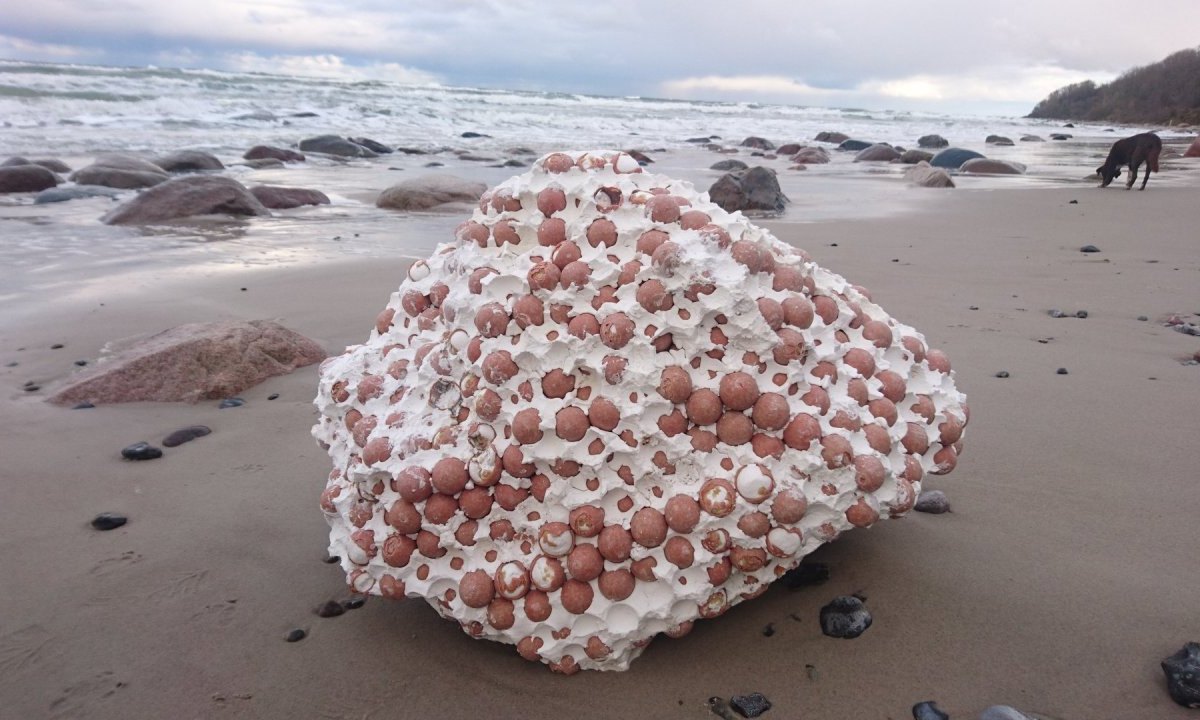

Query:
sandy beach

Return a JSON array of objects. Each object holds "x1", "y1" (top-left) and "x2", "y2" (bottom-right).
[{"x1": 2, "y1": 167, "x2": 1199, "y2": 720}]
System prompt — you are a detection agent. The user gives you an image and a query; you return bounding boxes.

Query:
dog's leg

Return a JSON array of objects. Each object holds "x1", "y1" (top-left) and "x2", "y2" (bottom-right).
[
  {"x1": 1126, "y1": 162, "x2": 1137, "y2": 190},
  {"x1": 1142, "y1": 148, "x2": 1159, "y2": 190}
]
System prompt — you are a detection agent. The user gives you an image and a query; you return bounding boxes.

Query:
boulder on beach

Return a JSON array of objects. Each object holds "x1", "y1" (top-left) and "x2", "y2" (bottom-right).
[
  {"x1": 776, "y1": 143, "x2": 803, "y2": 155},
  {"x1": 1050, "y1": 133, "x2": 1072, "y2": 141},
  {"x1": 623, "y1": 149, "x2": 654, "y2": 164},
  {"x1": 900, "y1": 149, "x2": 934, "y2": 164},
  {"x1": 34, "y1": 185, "x2": 124, "y2": 204},
  {"x1": 2, "y1": 156, "x2": 71, "y2": 173},
  {"x1": 930, "y1": 147, "x2": 985, "y2": 169},
  {"x1": 244, "y1": 145, "x2": 306, "y2": 162},
  {"x1": 918, "y1": 134, "x2": 950, "y2": 148},
  {"x1": 707, "y1": 166, "x2": 788, "y2": 214},
  {"x1": 985, "y1": 135, "x2": 1015, "y2": 146},
  {"x1": 376, "y1": 174, "x2": 487, "y2": 211},
  {"x1": 349, "y1": 137, "x2": 394, "y2": 154},
  {"x1": 71, "y1": 155, "x2": 169, "y2": 189},
  {"x1": 152, "y1": 150, "x2": 224, "y2": 173},
  {"x1": 740, "y1": 136, "x2": 775, "y2": 150},
  {"x1": 837, "y1": 139, "x2": 873, "y2": 152},
  {"x1": 905, "y1": 161, "x2": 955, "y2": 188},
  {"x1": 0, "y1": 164, "x2": 60, "y2": 193},
  {"x1": 854, "y1": 143, "x2": 901, "y2": 162},
  {"x1": 250, "y1": 185, "x2": 331, "y2": 209},
  {"x1": 1020, "y1": 135, "x2": 1045, "y2": 142},
  {"x1": 1184, "y1": 137, "x2": 1200, "y2": 157},
  {"x1": 298, "y1": 135, "x2": 378, "y2": 158},
  {"x1": 102, "y1": 176, "x2": 270, "y2": 225},
  {"x1": 814, "y1": 131, "x2": 850, "y2": 144},
  {"x1": 710, "y1": 159, "x2": 749, "y2": 172},
  {"x1": 960, "y1": 158, "x2": 1026, "y2": 175},
  {"x1": 49, "y1": 319, "x2": 327, "y2": 405},
  {"x1": 791, "y1": 147, "x2": 831, "y2": 164}
]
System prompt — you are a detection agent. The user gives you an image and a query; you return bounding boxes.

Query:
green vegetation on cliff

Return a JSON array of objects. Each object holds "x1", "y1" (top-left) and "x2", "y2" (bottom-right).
[{"x1": 1028, "y1": 47, "x2": 1200, "y2": 125}]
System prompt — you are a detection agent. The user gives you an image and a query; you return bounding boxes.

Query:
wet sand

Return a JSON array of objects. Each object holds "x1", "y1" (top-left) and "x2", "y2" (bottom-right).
[{"x1": 1, "y1": 173, "x2": 1199, "y2": 718}]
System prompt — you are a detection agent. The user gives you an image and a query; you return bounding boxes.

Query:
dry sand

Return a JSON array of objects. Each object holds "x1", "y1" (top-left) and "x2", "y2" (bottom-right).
[{"x1": 1, "y1": 185, "x2": 1198, "y2": 719}]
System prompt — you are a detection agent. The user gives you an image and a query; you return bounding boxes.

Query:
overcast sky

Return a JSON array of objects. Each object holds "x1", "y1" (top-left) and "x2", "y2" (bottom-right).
[{"x1": 3, "y1": 0, "x2": 1198, "y2": 115}]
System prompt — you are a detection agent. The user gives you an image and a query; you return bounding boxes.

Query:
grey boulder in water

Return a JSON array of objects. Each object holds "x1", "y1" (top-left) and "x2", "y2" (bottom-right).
[{"x1": 102, "y1": 176, "x2": 270, "y2": 224}]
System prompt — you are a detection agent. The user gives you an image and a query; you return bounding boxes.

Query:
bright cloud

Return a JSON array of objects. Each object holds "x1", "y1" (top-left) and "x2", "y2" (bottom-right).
[{"x1": 222, "y1": 52, "x2": 440, "y2": 84}]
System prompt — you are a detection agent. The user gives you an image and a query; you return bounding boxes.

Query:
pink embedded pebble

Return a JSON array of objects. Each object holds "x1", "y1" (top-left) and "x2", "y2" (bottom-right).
[{"x1": 315, "y1": 151, "x2": 968, "y2": 674}]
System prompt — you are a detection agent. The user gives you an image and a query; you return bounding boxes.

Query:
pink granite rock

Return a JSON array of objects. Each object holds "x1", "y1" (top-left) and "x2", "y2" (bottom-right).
[{"x1": 49, "y1": 320, "x2": 326, "y2": 405}]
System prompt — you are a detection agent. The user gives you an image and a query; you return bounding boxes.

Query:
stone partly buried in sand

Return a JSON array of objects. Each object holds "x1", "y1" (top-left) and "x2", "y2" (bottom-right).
[
  {"x1": 905, "y1": 162, "x2": 955, "y2": 188},
  {"x1": 50, "y1": 319, "x2": 326, "y2": 405},
  {"x1": 707, "y1": 166, "x2": 788, "y2": 214},
  {"x1": 1162, "y1": 642, "x2": 1200, "y2": 708},
  {"x1": 250, "y1": 185, "x2": 330, "y2": 209},
  {"x1": 102, "y1": 176, "x2": 270, "y2": 225},
  {"x1": 314, "y1": 151, "x2": 969, "y2": 673},
  {"x1": 376, "y1": 174, "x2": 488, "y2": 211}
]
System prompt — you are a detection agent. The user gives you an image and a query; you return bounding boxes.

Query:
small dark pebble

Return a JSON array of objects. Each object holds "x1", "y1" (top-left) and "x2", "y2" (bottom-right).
[
  {"x1": 4, "y1": 361, "x2": 16, "y2": 367},
  {"x1": 74, "y1": 360, "x2": 88, "y2": 366},
  {"x1": 267, "y1": 393, "x2": 280, "y2": 400},
  {"x1": 240, "y1": 287, "x2": 247, "y2": 292},
  {"x1": 1069, "y1": 199, "x2": 1078, "y2": 204},
  {"x1": 51, "y1": 343, "x2": 64, "y2": 349},
  {"x1": 1138, "y1": 315, "x2": 1149, "y2": 321},
  {"x1": 994, "y1": 370, "x2": 1010, "y2": 378},
  {"x1": 1162, "y1": 642, "x2": 1200, "y2": 708},
  {"x1": 805, "y1": 664, "x2": 817, "y2": 680},
  {"x1": 285, "y1": 628, "x2": 307, "y2": 643},
  {"x1": 218, "y1": 397, "x2": 245, "y2": 409},
  {"x1": 708, "y1": 697, "x2": 738, "y2": 720},
  {"x1": 72, "y1": 402, "x2": 95, "y2": 409},
  {"x1": 24, "y1": 384, "x2": 40, "y2": 392},
  {"x1": 968, "y1": 305, "x2": 979, "y2": 310},
  {"x1": 830, "y1": 242, "x2": 838, "y2": 246},
  {"x1": 162, "y1": 425, "x2": 212, "y2": 447},
  {"x1": 914, "y1": 490, "x2": 951, "y2": 514},
  {"x1": 1048, "y1": 309, "x2": 1065, "y2": 318},
  {"x1": 323, "y1": 555, "x2": 340, "y2": 564},
  {"x1": 912, "y1": 700, "x2": 950, "y2": 720},
  {"x1": 819, "y1": 595, "x2": 873, "y2": 639},
  {"x1": 1056, "y1": 367, "x2": 1069, "y2": 375},
  {"x1": 342, "y1": 596, "x2": 367, "y2": 611},
  {"x1": 729, "y1": 693, "x2": 772, "y2": 718},
  {"x1": 891, "y1": 258, "x2": 900, "y2": 262},
  {"x1": 315, "y1": 600, "x2": 345, "y2": 618},
  {"x1": 781, "y1": 562, "x2": 830, "y2": 589},
  {"x1": 91, "y1": 512, "x2": 128, "y2": 531},
  {"x1": 121, "y1": 442, "x2": 162, "y2": 460},
  {"x1": 1080, "y1": 244, "x2": 1100, "y2": 252},
  {"x1": 1075, "y1": 310, "x2": 1088, "y2": 318},
  {"x1": 761, "y1": 623, "x2": 775, "y2": 637}
]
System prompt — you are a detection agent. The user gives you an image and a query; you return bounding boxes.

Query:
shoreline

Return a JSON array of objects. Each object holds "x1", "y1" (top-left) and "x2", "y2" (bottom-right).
[{"x1": 2, "y1": 184, "x2": 1198, "y2": 718}]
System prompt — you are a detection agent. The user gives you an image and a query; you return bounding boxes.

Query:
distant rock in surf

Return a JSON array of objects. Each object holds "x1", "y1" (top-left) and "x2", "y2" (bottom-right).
[
  {"x1": 250, "y1": 185, "x2": 330, "y2": 209},
  {"x1": 376, "y1": 175, "x2": 487, "y2": 212},
  {"x1": 153, "y1": 150, "x2": 224, "y2": 173},
  {"x1": 0, "y1": 164, "x2": 60, "y2": 193},
  {"x1": 244, "y1": 145, "x2": 306, "y2": 163}
]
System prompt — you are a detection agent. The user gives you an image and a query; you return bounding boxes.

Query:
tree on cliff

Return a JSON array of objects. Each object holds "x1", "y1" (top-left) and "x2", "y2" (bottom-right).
[{"x1": 1028, "y1": 47, "x2": 1200, "y2": 125}]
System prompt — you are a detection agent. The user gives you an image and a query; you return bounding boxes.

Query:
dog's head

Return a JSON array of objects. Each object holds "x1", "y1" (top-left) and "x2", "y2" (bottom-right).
[{"x1": 1096, "y1": 164, "x2": 1120, "y2": 188}]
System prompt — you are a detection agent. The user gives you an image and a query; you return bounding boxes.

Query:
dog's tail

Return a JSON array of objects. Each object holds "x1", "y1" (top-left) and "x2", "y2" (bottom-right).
[{"x1": 1148, "y1": 147, "x2": 1161, "y2": 173}]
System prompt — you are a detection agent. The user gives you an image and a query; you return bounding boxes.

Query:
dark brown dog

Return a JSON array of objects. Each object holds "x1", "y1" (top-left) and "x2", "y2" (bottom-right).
[{"x1": 1097, "y1": 132, "x2": 1162, "y2": 190}]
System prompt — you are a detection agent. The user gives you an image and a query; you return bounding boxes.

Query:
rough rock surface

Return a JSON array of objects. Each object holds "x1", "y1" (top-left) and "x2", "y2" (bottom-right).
[
  {"x1": 905, "y1": 161, "x2": 955, "y2": 188},
  {"x1": 314, "y1": 151, "x2": 969, "y2": 674},
  {"x1": 707, "y1": 167, "x2": 788, "y2": 214},
  {"x1": 299, "y1": 135, "x2": 378, "y2": 158},
  {"x1": 960, "y1": 158, "x2": 1026, "y2": 175},
  {"x1": 102, "y1": 176, "x2": 270, "y2": 225},
  {"x1": 854, "y1": 144, "x2": 901, "y2": 162},
  {"x1": 740, "y1": 137, "x2": 775, "y2": 150},
  {"x1": 918, "y1": 134, "x2": 949, "y2": 148},
  {"x1": 244, "y1": 145, "x2": 306, "y2": 162},
  {"x1": 930, "y1": 148, "x2": 985, "y2": 169},
  {"x1": 900, "y1": 149, "x2": 934, "y2": 164},
  {"x1": 51, "y1": 320, "x2": 326, "y2": 405},
  {"x1": 985, "y1": 135, "x2": 1015, "y2": 146},
  {"x1": 1162, "y1": 642, "x2": 1200, "y2": 708},
  {"x1": 376, "y1": 175, "x2": 488, "y2": 211},
  {"x1": 71, "y1": 155, "x2": 169, "y2": 189},
  {"x1": 791, "y1": 147, "x2": 831, "y2": 165},
  {"x1": 837, "y1": 139, "x2": 872, "y2": 152},
  {"x1": 250, "y1": 185, "x2": 331, "y2": 209},
  {"x1": 0, "y1": 164, "x2": 60, "y2": 193},
  {"x1": 710, "y1": 159, "x2": 749, "y2": 172},
  {"x1": 349, "y1": 137, "x2": 394, "y2": 154},
  {"x1": 814, "y1": 131, "x2": 850, "y2": 144},
  {"x1": 153, "y1": 150, "x2": 224, "y2": 172}
]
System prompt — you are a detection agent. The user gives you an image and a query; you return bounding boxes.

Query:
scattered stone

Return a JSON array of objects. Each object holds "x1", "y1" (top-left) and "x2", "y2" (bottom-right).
[
  {"x1": 761, "y1": 623, "x2": 775, "y2": 637},
  {"x1": 819, "y1": 596, "x2": 872, "y2": 639},
  {"x1": 994, "y1": 370, "x2": 1010, "y2": 378},
  {"x1": 985, "y1": 134, "x2": 1015, "y2": 145},
  {"x1": 915, "y1": 490, "x2": 951, "y2": 513},
  {"x1": 298, "y1": 135, "x2": 377, "y2": 158},
  {"x1": 854, "y1": 143, "x2": 901, "y2": 162},
  {"x1": 268, "y1": 393, "x2": 280, "y2": 400},
  {"x1": 1020, "y1": 135, "x2": 1045, "y2": 142},
  {"x1": 460, "y1": 131, "x2": 491, "y2": 139},
  {"x1": 91, "y1": 513, "x2": 128, "y2": 531},
  {"x1": 781, "y1": 562, "x2": 830, "y2": 589},
  {"x1": 1068, "y1": 199, "x2": 1078, "y2": 204},
  {"x1": 72, "y1": 402, "x2": 95, "y2": 409},
  {"x1": 315, "y1": 600, "x2": 346, "y2": 618},
  {"x1": 249, "y1": 185, "x2": 330, "y2": 209},
  {"x1": 49, "y1": 320, "x2": 326, "y2": 405},
  {"x1": 1075, "y1": 310, "x2": 1088, "y2": 319},
  {"x1": 918, "y1": 134, "x2": 950, "y2": 148},
  {"x1": 1138, "y1": 316, "x2": 1149, "y2": 321},
  {"x1": 904, "y1": 161, "x2": 955, "y2": 188},
  {"x1": 707, "y1": 166, "x2": 788, "y2": 214},
  {"x1": 348, "y1": 137, "x2": 393, "y2": 154},
  {"x1": 1050, "y1": 133, "x2": 1072, "y2": 141},
  {"x1": 3, "y1": 156, "x2": 70, "y2": 173},
  {"x1": 1048, "y1": 309, "x2": 1066, "y2": 318},
  {"x1": 285, "y1": 628, "x2": 307, "y2": 642},
  {"x1": 708, "y1": 697, "x2": 739, "y2": 720},
  {"x1": 376, "y1": 174, "x2": 487, "y2": 211},
  {"x1": 900, "y1": 149, "x2": 934, "y2": 164},
  {"x1": 930, "y1": 147, "x2": 985, "y2": 169},
  {"x1": 1080, "y1": 244, "x2": 1100, "y2": 253},
  {"x1": 912, "y1": 700, "x2": 950, "y2": 720},
  {"x1": 152, "y1": 150, "x2": 224, "y2": 173},
  {"x1": 960, "y1": 158, "x2": 1026, "y2": 175},
  {"x1": 740, "y1": 136, "x2": 775, "y2": 151},
  {"x1": 162, "y1": 425, "x2": 212, "y2": 447},
  {"x1": 1056, "y1": 368, "x2": 1069, "y2": 375},
  {"x1": 1162, "y1": 642, "x2": 1200, "y2": 708},
  {"x1": 837, "y1": 139, "x2": 873, "y2": 152},
  {"x1": 342, "y1": 596, "x2": 367, "y2": 610},
  {"x1": 24, "y1": 384, "x2": 40, "y2": 392},
  {"x1": 790, "y1": 147, "x2": 831, "y2": 164},
  {"x1": 0, "y1": 164, "x2": 60, "y2": 193},
  {"x1": 710, "y1": 159, "x2": 749, "y2": 172},
  {"x1": 102, "y1": 176, "x2": 270, "y2": 225},
  {"x1": 814, "y1": 131, "x2": 850, "y2": 144},
  {"x1": 243, "y1": 145, "x2": 305, "y2": 163},
  {"x1": 979, "y1": 706, "x2": 1035, "y2": 720},
  {"x1": 729, "y1": 693, "x2": 772, "y2": 718},
  {"x1": 121, "y1": 442, "x2": 163, "y2": 461},
  {"x1": 34, "y1": 185, "x2": 124, "y2": 204},
  {"x1": 1185, "y1": 137, "x2": 1200, "y2": 159},
  {"x1": 219, "y1": 398, "x2": 246, "y2": 409}
]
